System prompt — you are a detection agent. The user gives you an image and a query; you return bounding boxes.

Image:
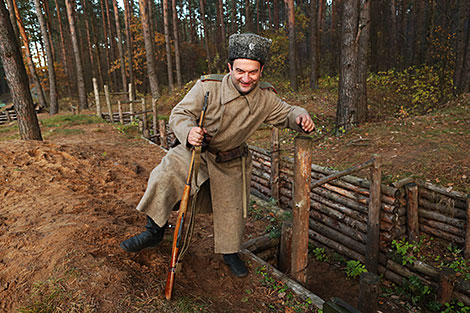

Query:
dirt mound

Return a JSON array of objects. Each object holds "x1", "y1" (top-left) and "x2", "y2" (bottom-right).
[{"x1": 0, "y1": 124, "x2": 309, "y2": 312}]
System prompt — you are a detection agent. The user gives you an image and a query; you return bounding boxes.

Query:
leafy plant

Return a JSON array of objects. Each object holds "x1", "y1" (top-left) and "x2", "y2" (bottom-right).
[
  {"x1": 441, "y1": 300, "x2": 470, "y2": 313},
  {"x1": 312, "y1": 247, "x2": 328, "y2": 262},
  {"x1": 344, "y1": 260, "x2": 367, "y2": 279},
  {"x1": 392, "y1": 238, "x2": 421, "y2": 265}
]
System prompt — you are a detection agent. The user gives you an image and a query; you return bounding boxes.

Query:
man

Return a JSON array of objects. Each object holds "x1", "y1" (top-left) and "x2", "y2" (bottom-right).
[{"x1": 120, "y1": 33, "x2": 315, "y2": 278}]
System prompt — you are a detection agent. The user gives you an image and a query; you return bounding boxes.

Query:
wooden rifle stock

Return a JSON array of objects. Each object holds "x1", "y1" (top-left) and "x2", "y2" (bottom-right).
[{"x1": 165, "y1": 91, "x2": 209, "y2": 300}]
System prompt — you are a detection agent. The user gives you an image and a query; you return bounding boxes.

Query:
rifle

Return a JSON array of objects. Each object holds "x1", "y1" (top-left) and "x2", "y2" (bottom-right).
[{"x1": 165, "y1": 91, "x2": 209, "y2": 300}]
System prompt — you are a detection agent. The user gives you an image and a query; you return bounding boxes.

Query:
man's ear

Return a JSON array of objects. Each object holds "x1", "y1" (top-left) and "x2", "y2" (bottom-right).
[
  {"x1": 260, "y1": 65, "x2": 264, "y2": 75},
  {"x1": 227, "y1": 63, "x2": 232, "y2": 73}
]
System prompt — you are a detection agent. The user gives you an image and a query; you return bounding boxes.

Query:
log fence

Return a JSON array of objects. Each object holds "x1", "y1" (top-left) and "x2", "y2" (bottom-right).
[{"x1": 89, "y1": 81, "x2": 470, "y2": 306}]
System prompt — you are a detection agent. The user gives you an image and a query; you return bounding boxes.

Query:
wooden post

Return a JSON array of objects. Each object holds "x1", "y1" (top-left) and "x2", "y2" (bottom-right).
[
  {"x1": 291, "y1": 136, "x2": 312, "y2": 284},
  {"x1": 141, "y1": 98, "x2": 149, "y2": 138},
  {"x1": 92, "y1": 78, "x2": 101, "y2": 117},
  {"x1": 5, "y1": 109, "x2": 11, "y2": 122},
  {"x1": 159, "y1": 119, "x2": 168, "y2": 149},
  {"x1": 405, "y1": 183, "x2": 419, "y2": 243},
  {"x1": 465, "y1": 195, "x2": 470, "y2": 258},
  {"x1": 278, "y1": 221, "x2": 292, "y2": 273},
  {"x1": 152, "y1": 98, "x2": 158, "y2": 141},
  {"x1": 104, "y1": 85, "x2": 114, "y2": 123},
  {"x1": 118, "y1": 100, "x2": 124, "y2": 124},
  {"x1": 358, "y1": 272, "x2": 379, "y2": 313},
  {"x1": 365, "y1": 155, "x2": 381, "y2": 274},
  {"x1": 129, "y1": 83, "x2": 134, "y2": 122},
  {"x1": 271, "y1": 127, "x2": 280, "y2": 202},
  {"x1": 438, "y1": 267, "x2": 456, "y2": 304}
]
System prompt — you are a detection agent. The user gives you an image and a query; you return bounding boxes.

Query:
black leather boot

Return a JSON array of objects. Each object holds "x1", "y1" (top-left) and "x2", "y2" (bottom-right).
[
  {"x1": 223, "y1": 253, "x2": 248, "y2": 277},
  {"x1": 120, "y1": 216, "x2": 167, "y2": 252}
]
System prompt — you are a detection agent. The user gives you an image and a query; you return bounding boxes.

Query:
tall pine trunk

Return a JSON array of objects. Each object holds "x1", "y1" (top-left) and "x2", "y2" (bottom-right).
[
  {"x1": 12, "y1": 0, "x2": 48, "y2": 111},
  {"x1": 285, "y1": 0, "x2": 298, "y2": 91},
  {"x1": 172, "y1": 0, "x2": 182, "y2": 86},
  {"x1": 162, "y1": 0, "x2": 174, "y2": 91},
  {"x1": 53, "y1": 0, "x2": 73, "y2": 97},
  {"x1": 123, "y1": 0, "x2": 135, "y2": 97},
  {"x1": 336, "y1": 0, "x2": 359, "y2": 134},
  {"x1": 356, "y1": 0, "x2": 370, "y2": 123},
  {"x1": 139, "y1": 0, "x2": 161, "y2": 99},
  {"x1": 65, "y1": 0, "x2": 88, "y2": 110},
  {"x1": 199, "y1": 0, "x2": 211, "y2": 71},
  {"x1": 5, "y1": 0, "x2": 19, "y2": 39},
  {"x1": 80, "y1": 0, "x2": 97, "y2": 91},
  {"x1": 104, "y1": 0, "x2": 119, "y2": 90},
  {"x1": 0, "y1": 1, "x2": 42, "y2": 140},
  {"x1": 112, "y1": 0, "x2": 128, "y2": 93},
  {"x1": 100, "y1": 0, "x2": 111, "y2": 86},
  {"x1": 33, "y1": 0, "x2": 59, "y2": 115},
  {"x1": 309, "y1": 0, "x2": 318, "y2": 90}
]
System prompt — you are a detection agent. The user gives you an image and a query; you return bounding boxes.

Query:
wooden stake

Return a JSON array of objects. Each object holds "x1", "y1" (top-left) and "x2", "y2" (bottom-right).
[
  {"x1": 118, "y1": 100, "x2": 124, "y2": 124},
  {"x1": 279, "y1": 221, "x2": 292, "y2": 273},
  {"x1": 365, "y1": 155, "x2": 381, "y2": 274},
  {"x1": 129, "y1": 83, "x2": 134, "y2": 122},
  {"x1": 358, "y1": 272, "x2": 379, "y2": 313},
  {"x1": 438, "y1": 267, "x2": 456, "y2": 304},
  {"x1": 141, "y1": 98, "x2": 148, "y2": 138},
  {"x1": 92, "y1": 78, "x2": 101, "y2": 117},
  {"x1": 405, "y1": 183, "x2": 419, "y2": 243},
  {"x1": 291, "y1": 136, "x2": 312, "y2": 284},
  {"x1": 271, "y1": 127, "x2": 280, "y2": 201},
  {"x1": 152, "y1": 98, "x2": 158, "y2": 142},
  {"x1": 159, "y1": 119, "x2": 168, "y2": 149},
  {"x1": 465, "y1": 195, "x2": 470, "y2": 258},
  {"x1": 104, "y1": 85, "x2": 114, "y2": 123}
]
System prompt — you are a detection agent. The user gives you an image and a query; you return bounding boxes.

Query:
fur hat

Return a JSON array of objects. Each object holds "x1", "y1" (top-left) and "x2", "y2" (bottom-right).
[{"x1": 228, "y1": 33, "x2": 272, "y2": 65}]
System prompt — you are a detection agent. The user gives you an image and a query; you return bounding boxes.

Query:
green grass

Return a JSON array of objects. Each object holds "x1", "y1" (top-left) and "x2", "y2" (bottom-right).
[{"x1": 39, "y1": 114, "x2": 104, "y2": 128}]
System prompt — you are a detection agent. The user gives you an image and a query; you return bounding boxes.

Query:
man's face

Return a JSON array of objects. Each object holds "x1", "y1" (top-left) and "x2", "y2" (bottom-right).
[{"x1": 228, "y1": 59, "x2": 264, "y2": 94}]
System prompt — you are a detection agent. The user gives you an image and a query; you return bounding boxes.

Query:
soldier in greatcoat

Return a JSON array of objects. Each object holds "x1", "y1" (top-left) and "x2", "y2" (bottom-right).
[{"x1": 120, "y1": 33, "x2": 315, "y2": 277}]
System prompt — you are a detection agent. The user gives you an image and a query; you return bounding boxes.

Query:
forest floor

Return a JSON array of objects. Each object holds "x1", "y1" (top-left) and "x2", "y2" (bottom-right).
[{"x1": 0, "y1": 87, "x2": 469, "y2": 313}]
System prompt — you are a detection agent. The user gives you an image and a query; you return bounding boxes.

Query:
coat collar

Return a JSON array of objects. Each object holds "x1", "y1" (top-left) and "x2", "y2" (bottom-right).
[{"x1": 221, "y1": 74, "x2": 260, "y2": 113}]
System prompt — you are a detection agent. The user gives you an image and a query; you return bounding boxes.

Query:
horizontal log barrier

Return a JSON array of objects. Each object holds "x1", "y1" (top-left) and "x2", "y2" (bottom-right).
[
  {"x1": 416, "y1": 180, "x2": 468, "y2": 201},
  {"x1": 419, "y1": 188, "x2": 468, "y2": 211},
  {"x1": 419, "y1": 197, "x2": 466, "y2": 219},
  {"x1": 242, "y1": 233, "x2": 280, "y2": 253},
  {"x1": 420, "y1": 224, "x2": 465, "y2": 245},
  {"x1": 310, "y1": 210, "x2": 367, "y2": 243},
  {"x1": 419, "y1": 209, "x2": 466, "y2": 231}
]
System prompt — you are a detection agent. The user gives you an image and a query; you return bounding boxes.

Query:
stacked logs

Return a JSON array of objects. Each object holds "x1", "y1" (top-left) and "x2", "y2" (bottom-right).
[
  {"x1": 0, "y1": 106, "x2": 16, "y2": 125},
  {"x1": 416, "y1": 180, "x2": 468, "y2": 247}
]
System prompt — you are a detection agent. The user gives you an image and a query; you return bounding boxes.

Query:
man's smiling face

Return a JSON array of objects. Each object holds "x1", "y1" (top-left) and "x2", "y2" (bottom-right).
[{"x1": 228, "y1": 59, "x2": 264, "y2": 94}]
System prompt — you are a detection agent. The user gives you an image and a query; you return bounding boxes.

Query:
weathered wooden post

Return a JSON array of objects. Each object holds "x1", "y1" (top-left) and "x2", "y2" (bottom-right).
[
  {"x1": 358, "y1": 272, "x2": 379, "y2": 313},
  {"x1": 129, "y1": 83, "x2": 134, "y2": 122},
  {"x1": 465, "y1": 195, "x2": 470, "y2": 258},
  {"x1": 271, "y1": 127, "x2": 280, "y2": 202},
  {"x1": 279, "y1": 221, "x2": 292, "y2": 273},
  {"x1": 152, "y1": 98, "x2": 158, "y2": 141},
  {"x1": 104, "y1": 85, "x2": 114, "y2": 123},
  {"x1": 291, "y1": 136, "x2": 312, "y2": 284},
  {"x1": 438, "y1": 267, "x2": 456, "y2": 304},
  {"x1": 405, "y1": 182, "x2": 419, "y2": 243},
  {"x1": 159, "y1": 120, "x2": 168, "y2": 149},
  {"x1": 141, "y1": 98, "x2": 149, "y2": 138},
  {"x1": 118, "y1": 100, "x2": 124, "y2": 124},
  {"x1": 93, "y1": 78, "x2": 101, "y2": 117},
  {"x1": 365, "y1": 155, "x2": 381, "y2": 274},
  {"x1": 5, "y1": 109, "x2": 11, "y2": 122}
]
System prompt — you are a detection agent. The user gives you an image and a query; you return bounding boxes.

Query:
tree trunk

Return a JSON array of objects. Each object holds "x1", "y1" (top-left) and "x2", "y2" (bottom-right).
[
  {"x1": 42, "y1": 0, "x2": 56, "y2": 62},
  {"x1": 33, "y1": 0, "x2": 59, "y2": 115},
  {"x1": 4, "y1": 0, "x2": 19, "y2": 39},
  {"x1": 216, "y1": 0, "x2": 226, "y2": 65},
  {"x1": 454, "y1": 0, "x2": 469, "y2": 94},
  {"x1": 162, "y1": 0, "x2": 174, "y2": 91},
  {"x1": 231, "y1": 0, "x2": 237, "y2": 33},
  {"x1": 53, "y1": 0, "x2": 73, "y2": 97},
  {"x1": 336, "y1": 0, "x2": 359, "y2": 134},
  {"x1": 80, "y1": 0, "x2": 96, "y2": 91},
  {"x1": 100, "y1": 0, "x2": 111, "y2": 86},
  {"x1": 139, "y1": 0, "x2": 161, "y2": 99},
  {"x1": 273, "y1": 0, "x2": 279, "y2": 30},
  {"x1": 463, "y1": 8, "x2": 470, "y2": 94},
  {"x1": 284, "y1": 0, "x2": 298, "y2": 91},
  {"x1": 309, "y1": 0, "x2": 319, "y2": 90},
  {"x1": 172, "y1": 0, "x2": 182, "y2": 86},
  {"x1": 123, "y1": 0, "x2": 135, "y2": 98},
  {"x1": 104, "y1": 0, "x2": 119, "y2": 90},
  {"x1": 65, "y1": 0, "x2": 88, "y2": 110},
  {"x1": 89, "y1": 6, "x2": 105, "y2": 88},
  {"x1": 12, "y1": 0, "x2": 48, "y2": 111},
  {"x1": 199, "y1": 0, "x2": 211, "y2": 71},
  {"x1": 112, "y1": 0, "x2": 128, "y2": 93},
  {"x1": 245, "y1": 0, "x2": 254, "y2": 32},
  {"x1": 356, "y1": 0, "x2": 370, "y2": 123},
  {"x1": 0, "y1": 1, "x2": 42, "y2": 140},
  {"x1": 187, "y1": 0, "x2": 196, "y2": 43}
]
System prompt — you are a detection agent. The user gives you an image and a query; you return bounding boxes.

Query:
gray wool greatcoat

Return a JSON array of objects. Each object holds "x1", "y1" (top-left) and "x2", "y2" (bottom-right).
[{"x1": 136, "y1": 73, "x2": 309, "y2": 253}]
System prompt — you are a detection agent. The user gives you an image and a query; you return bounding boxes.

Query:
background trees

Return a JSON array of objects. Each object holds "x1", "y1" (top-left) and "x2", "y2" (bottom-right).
[{"x1": 1, "y1": 0, "x2": 469, "y2": 134}]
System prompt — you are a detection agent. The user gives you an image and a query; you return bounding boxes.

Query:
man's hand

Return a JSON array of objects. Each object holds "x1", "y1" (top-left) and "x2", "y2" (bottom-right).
[
  {"x1": 188, "y1": 127, "x2": 207, "y2": 146},
  {"x1": 295, "y1": 114, "x2": 315, "y2": 133}
]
